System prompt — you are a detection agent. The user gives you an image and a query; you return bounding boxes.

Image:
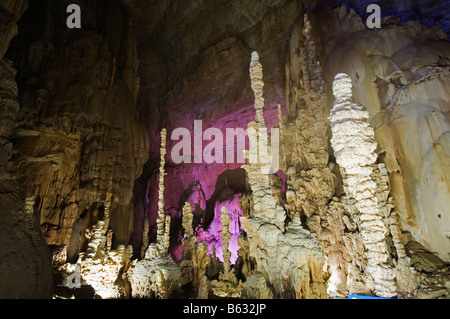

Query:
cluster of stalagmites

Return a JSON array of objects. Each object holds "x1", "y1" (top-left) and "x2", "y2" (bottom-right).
[
  {"x1": 239, "y1": 51, "x2": 328, "y2": 299},
  {"x1": 54, "y1": 192, "x2": 134, "y2": 299},
  {"x1": 27, "y1": 4, "x2": 450, "y2": 298},
  {"x1": 210, "y1": 206, "x2": 243, "y2": 298},
  {"x1": 126, "y1": 128, "x2": 181, "y2": 298},
  {"x1": 329, "y1": 72, "x2": 396, "y2": 297},
  {"x1": 2, "y1": 0, "x2": 449, "y2": 300},
  {"x1": 328, "y1": 72, "x2": 420, "y2": 297},
  {"x1": 52, "y1": 16, "x2": 446, "y2": 299},
  {"x1": 53, "y1": 129, "x2": 210, "y2": 298},
  {"x1": 127, "y1": 129, "x2": 211, "y2": 299}
]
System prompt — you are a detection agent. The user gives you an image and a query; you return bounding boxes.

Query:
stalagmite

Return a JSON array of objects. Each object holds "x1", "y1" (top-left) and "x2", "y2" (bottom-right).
[
  {"x1": 376, "y1": 164, "x2": 419, "y2": 294},
  {"x1": 244, "y1": 51, "x2": 285, "y2": 230},
  {"x1": 102, "y1": 192, "x2": 112, "y2": 234},
  {"x1": 241, "y1": 51, "x2": 328, "y2": 299},
  {"x1": 76, "y1": 206, "x2": 134, "y2": 298},
  {"x1": 211, "y1": 205, "x2": 242, "y2": 297},
  {"x1": 220, "y1": 206, "x2": 232, "y2": 277},
  {"x1": 329, "y1": 72, "x2": 397, "y2": 297},
  {"x1": 178, "y1": 202, "x2": 195, "y2": 286},
  {"x1": 156, "y1": 128, "x2": 167, "y2": 252},
  {"x1": 140, "y1": 219, "x2": 149, "y2": 259},
  {"x1": 178, "y1": 201, "x2": 210, "y2": 297},
  {"x1": 162, "y1": 214, "x2": 171, "y2": 252},
  {"x1": 197, "y1": 275, "x2": 210, "y2": 299},
  {"x1": 249, "y1": 51, "x2": 265, "y2": 127},
  {"x1": 127, "y1": 128, "x2": 182, "y2": 299}
]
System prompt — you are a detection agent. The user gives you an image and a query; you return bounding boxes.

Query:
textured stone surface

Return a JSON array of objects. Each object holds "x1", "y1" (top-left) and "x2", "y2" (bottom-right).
[
  {"x1": 241, "y1": 50, "x2": 328, "y2": 299},
  {"x1": 311, "y1": 4, "x2": 450, "y2": 263},
  {"x1": 329, "y1": 72, "x2": 396, "y2": 297},
  {"x1": 0, "y1": 0, "x2": 53, "y2": 298}
]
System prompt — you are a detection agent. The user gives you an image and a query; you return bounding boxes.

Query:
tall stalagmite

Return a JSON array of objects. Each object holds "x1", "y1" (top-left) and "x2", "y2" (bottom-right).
[
  {"x1": 241, "y1": 51, "x2": 328, "y2": 299},
  {"x1": 127, "y1": 128, "x2": 181, "y2": 299},
  {"x1": 329, "y1": 72, "x2": 397, "y2": 297}
]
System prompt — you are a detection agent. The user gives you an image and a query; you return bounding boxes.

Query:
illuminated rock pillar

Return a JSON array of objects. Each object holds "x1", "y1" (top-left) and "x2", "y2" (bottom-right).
[
  {"x1": 155, "y1": 128, "x2": 168, "y2": 253},
  {"x1": 241, "y1": 51, "x2": 327, "y2": 299},
  {"x1": 329, "y1": 72, "x2": 397, "y2": 297}
]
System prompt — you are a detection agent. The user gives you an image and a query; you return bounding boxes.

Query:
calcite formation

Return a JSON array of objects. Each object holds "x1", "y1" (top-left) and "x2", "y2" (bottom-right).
[
  {"x1": 329, "y1": 72, "x2": 397, "y2": 297},
  {"x1": 0, "y1": 0, "x2": 53, "y2": 298},
  {"x1": 155, "y1": 128, "x2": 168, "y2": 252},
  {"x1": 243, "y1": 51, "x2": 285, "y2": 231},
  {"x1": 318, "y1": 4, "x2": 450, "y2": 264},
  {"x1": 7, "y1": 1, "x2": 149, "y2": 257},
  {"x1": 127, "y1": 128, "x2": 182, "y2": 298},
  {"x1": 178, "y1": 202, "x2": 196, "y2": 287},
  {"x1": 127, "y1": 247, "x2": 181, "y2": 299},
  {"x1": 283, "y1": 14, "x2": 348, "y2": 298},
  {"x1": 71, "y1": 192, "x2": 134, "y2": 299},
  {"x1": 241, "y1": 51, "x2": 328, "y2": 299},
  {"x1": 210, "y1": 206, "x2": 242, "y2": 298},
  {"x1": 178, "y1": 201, "x2": 211, "y2": 298}
]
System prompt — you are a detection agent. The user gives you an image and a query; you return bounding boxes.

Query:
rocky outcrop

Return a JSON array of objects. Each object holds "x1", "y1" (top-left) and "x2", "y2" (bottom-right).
[
  {"x1": 0, "y1": 0, "x2": 53, "y2": 298},
  {"x1": 6, "y1": 1, "x2": 149, "y2": 289},
  {"x1": 0, "y1": 0, "x2": 149, "y2": 298}
]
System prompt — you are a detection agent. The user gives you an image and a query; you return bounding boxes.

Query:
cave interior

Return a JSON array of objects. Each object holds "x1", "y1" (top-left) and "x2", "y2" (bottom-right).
[{"x1": 0, "y1": 0, "x2": 449, "y2": 299}]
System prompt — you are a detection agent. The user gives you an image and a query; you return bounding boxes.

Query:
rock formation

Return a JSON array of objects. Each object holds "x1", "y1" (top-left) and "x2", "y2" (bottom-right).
[
  {"x1": 127, "y1": 128, "x2": 182, "y2": 298},
  {"x1": 241, "y1": 51, "x2": 328, "y2": 299},
  {"x1": 0, "y1": 0, "x2": 53, "y2": 298},
  {"x1": 210, "y1": 205, "x2": 242, "y2": 297},
  {"x1": 329, "y1": 72, "x2": 397, "y2": 297}
]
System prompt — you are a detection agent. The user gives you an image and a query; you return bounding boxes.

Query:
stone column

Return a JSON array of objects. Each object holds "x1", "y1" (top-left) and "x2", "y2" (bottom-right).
[{"x1": 329, "y1": 72, "x2": 397, "y2": 297}]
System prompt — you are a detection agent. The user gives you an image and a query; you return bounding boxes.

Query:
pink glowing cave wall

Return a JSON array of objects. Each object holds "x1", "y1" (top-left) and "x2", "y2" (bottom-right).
[
  {"x1": 126, "y1": 25, "x2": 290, "y2": 262},
  {"x1": 130, "y1": 95, "x2": 286, "y2": 263},
  {"x1": 196, "y1": 194, "x2": 244, "y2": 264}
]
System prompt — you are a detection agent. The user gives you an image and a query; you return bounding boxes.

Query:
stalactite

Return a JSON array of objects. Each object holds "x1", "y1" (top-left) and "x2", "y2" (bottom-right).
[{"x1": 210, "y1": 205, "x2": 242, "y2": 297}]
